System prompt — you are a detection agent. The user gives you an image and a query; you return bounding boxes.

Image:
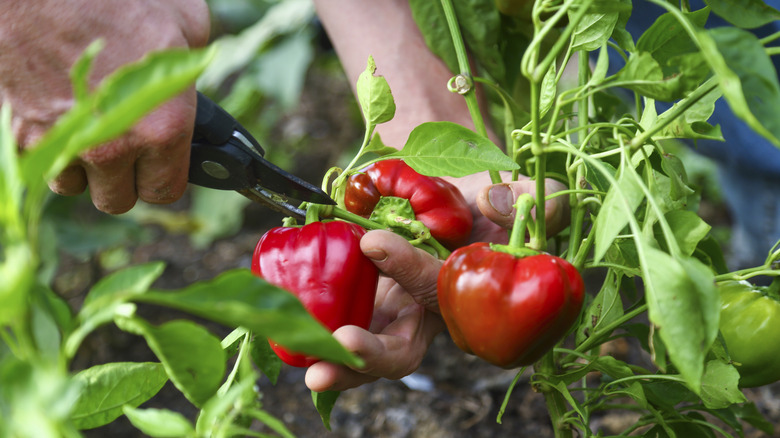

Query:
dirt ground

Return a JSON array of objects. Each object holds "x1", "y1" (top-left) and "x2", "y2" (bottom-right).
[{"x1": 54, "y1": 62, "x2": 780, "y2": 437}]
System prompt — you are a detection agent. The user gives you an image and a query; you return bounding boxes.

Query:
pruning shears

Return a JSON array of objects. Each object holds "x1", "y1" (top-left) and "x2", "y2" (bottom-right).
[{"x1": 188, "y1": 92, "x2": 335, "y2": 219}]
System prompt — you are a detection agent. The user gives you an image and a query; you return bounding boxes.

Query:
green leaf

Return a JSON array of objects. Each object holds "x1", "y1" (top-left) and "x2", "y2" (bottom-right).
[
  {"x1": 250, "y1": 337, "x2": 282, "y2": 385},
  {"x1": 610, "y1": 0, "x2": 635, "y2": 52},
  {"x1": 642, "y1": 249, "x2": 720, "y2": 392},
  {"x1": 390, "y1": 121, "x2": 519, "y2": 177},
  {"x1": 700, "y1": 360, "x2": 747, "y2": 409},
  {"x1": 643, "y1": 413, "x2": 717, "y2": 438},
  {"x1": 364, "y1": 132, "x2": 398, "y2": 156},
  {"x1": 115, "y1": 317, "x2": 226, "y2": 408},
  {"x1": 615, "y1": 51, "x2": 709, "y2": 101},
  {"x1": 637, "y1": 8, "x2": 709, "y2": 67},
  {"x1": 704, "y1": 0, "x2": 780, "y2": 28},
  {"x1": 133, "y1": 269, "x2": 363, "y2": 368},
  {"x1": 408, "y1": 0, "x2": 505, "y2": 82},
  {"x1": 70, "y1": 39, "x2": 104, "y2": 103},
  {"x1": 66, "y1": 262, "x2": 166, "y2": 357},
  {"x1": 593, "y1": 162, "x2": 645, "y2": 263},
  {"x1": 70, "y1": 362, "x2": 168, "y2": 430},
  {"x1": 656, "y1": 89, "x2": 724, "y2": 142},
  {"x1": 356, "y1": 56, "x2": 396, "y2": 127},
  {"x1": 249, "y1": 408, "x2": 295, "y2": 438},
  {"x1": 654, "y1": 210, "x2": 711, "y2": 257},
  {"x1": 694, "y1": 235, "x2": 729, "y2": 275},
  {"x1": 409, "y1": 0, "x2": 457, "y2": 74},
  {"x1": 122, "y1": 406, "x2": 195, "y2": 438},
  {"x1": 699, "y1": 27, "x2": 780, "y2": 147},
  {"x1": 576, "y1": 270, "x2": 624, "y2": 345},
  {"x1": 570, "y1": 8, "x2": 619, "y2": 52},
  {"x1": 21, "y1": 46, "x2": 215, "y2": 185},
  {"x1": 195, "y1": 375, "x2": 257, "y2": 434},
  {"x1": 453, "y1": 0, "x2": 505, "y2": 83},
  {"x1": 718, "y1": 403, "x2": 775, "y2": 436},
  {"x1": 312, "y1": 390, "x2": 340, "y2": 431},
  {"x1": 0, "y1": 104, "x2": 22, "y2": 235}
]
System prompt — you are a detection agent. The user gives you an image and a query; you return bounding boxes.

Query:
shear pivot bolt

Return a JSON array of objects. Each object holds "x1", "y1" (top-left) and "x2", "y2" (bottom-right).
[{"x1": 202, "y1": 161, "x2": 230, "y2": 179}]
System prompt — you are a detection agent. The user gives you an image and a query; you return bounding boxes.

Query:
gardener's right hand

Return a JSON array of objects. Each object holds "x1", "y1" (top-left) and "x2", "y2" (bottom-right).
[{"x1": 0, "y1": 0, "x2": 210, "y2": 214}]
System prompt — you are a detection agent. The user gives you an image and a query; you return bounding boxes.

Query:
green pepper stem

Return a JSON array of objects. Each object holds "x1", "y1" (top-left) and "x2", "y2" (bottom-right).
[
  {"x1": 507, "y1": 193, "x2": 536, "y2": 249},
  {"x1": 323, "y1": 205, "x2": 451, "y2": 259},
  {"x1": 767, "y1": 277, "x2": 780, "y2": 300}
]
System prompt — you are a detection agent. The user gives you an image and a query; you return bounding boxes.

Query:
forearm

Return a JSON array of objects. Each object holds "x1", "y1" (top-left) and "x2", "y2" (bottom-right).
[{"x1": 313, "y1": 0, "x2": 476, "y2": 148}]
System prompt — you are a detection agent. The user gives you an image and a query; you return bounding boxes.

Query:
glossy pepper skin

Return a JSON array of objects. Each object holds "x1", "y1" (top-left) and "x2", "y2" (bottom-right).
[
  {"x1": 718, "y1": 280, "x2": 780, "y2": 387},
  {"x1": 344, "y1": 159, "x2": 473, "y2": 250},
  {"x1": 251, "y1": 221, "x2": 379, "y2": 367},
  {"x1": 437, "y1": 243, "x2": 585, "y2": 368}
]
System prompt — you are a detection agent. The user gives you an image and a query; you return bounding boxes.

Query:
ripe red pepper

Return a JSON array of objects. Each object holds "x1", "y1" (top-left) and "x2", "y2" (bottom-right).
[
  {"x1": 251, "y1": 221, "x2": 379, "y2": 367},
  {"x1": 437, "y1": 242, "x2": 585, "y2": 368},
  {"x1": 344, "y1": 159, "x2": 473, "y2": 250}
]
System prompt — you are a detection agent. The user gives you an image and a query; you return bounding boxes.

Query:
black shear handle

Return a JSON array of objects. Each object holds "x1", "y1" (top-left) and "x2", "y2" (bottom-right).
[{"x1": 189, "y1": 92, "x2": 263, "y2": 191}]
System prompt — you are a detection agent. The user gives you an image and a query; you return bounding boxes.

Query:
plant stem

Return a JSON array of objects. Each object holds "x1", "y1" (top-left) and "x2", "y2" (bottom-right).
[
  {"x1": 629, "y1": 76, "x2": 719, "y2": 149},
  {"x1": 439, "y1": 0, "x2": 501, "y2": 184},
  {"x1": 566, "y1": 303, "x2": 649, "y2": 362},
  {"x1": 538, "y1": 351, "x2": 573, "y2": 438},
  {"x1": 507, "y1": 194, "x2": 536, "y2": 249},
  {"x1": 567, "y1": 50, "x2": 591, "y2": 262}
]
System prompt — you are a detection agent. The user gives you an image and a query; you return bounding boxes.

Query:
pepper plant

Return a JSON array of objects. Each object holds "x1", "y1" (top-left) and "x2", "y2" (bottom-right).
[{"x1": 304, "y1": 0, "x2": 780, "y2": 436}]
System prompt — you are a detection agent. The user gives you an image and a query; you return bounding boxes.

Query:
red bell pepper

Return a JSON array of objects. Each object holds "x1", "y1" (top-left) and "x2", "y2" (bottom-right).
[
  {"x1": 251, "y1": 221, "x2": 379, "y2": 367},
  {"x1": 437, "y1": 242, "x2": 585, "y2": 368},
  {"x1": 344, "y1": 158, "x2": 473, "y2": 250}
]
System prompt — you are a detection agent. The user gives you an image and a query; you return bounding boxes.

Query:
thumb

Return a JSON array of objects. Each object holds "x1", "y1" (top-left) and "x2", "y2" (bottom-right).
[
  {"x1": 476, "y1": 179, "x2": 569, "y2": 235},
  {"x1": 360, "y1": 230, "x2": 443, "y2": 313}
]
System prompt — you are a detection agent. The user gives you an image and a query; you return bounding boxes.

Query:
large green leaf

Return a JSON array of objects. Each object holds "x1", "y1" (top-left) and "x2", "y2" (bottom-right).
[
  {"x1": 700, "y1": 360, "x2": 747, "y2": 409},
  {"x1": 66, "y1": 262, "x2": 166, "y2": 357},
  {"x1": 699, "y1": 27, "x2": 780, "y2": 147},
  {"x1": 133, "y1": 270, "x2": 363, "y2": 368},
  {"x1": 704, "y1": 0, "x2": 780, "y2": 29},
  {"x1": 642, "y1": 249, "x2": 720, "y2": 393},
  {"x1": 116, "y1": 317, "x2": 226, "y2": 408},
  {"x1": 70, "y1": 362, "x2": 168, "y2": 430},
  {"x1": 389, "y1": 121, "x2": 519, "y2": 177},
  {"x1": 593, "y1": 161, "x2": 644, "y2": 263}
]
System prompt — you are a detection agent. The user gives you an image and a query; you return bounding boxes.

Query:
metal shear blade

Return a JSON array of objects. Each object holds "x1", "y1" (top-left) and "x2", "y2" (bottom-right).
[{"x1": 188, "y1": 92, "x2": 334, "y2": 219}]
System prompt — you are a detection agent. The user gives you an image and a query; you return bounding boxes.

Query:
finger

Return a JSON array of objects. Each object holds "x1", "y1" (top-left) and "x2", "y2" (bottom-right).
[
  {"x1": 360, "y1": 230, "x2": 443, "y2": 313},
  {"x1": 132, "y1": 90, "x2": 196, "y2": 205},
  {"x1": 306, "y1": 306, "x2": 437, "y2": 392},
  {"x1": 80, "y1": 141, "x2": 139, "y2": 214},
  {"x1": 476, "y1": 179, "x2": 569, "y2": 235},
  {"x1": 48, "y1": 164, "x2": 88, "y2": 196}
]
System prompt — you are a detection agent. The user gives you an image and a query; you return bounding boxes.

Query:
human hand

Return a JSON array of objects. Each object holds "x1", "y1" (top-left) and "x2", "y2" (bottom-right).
[
  {"x1": 305, "y1": 230, "x2": 446, "y2": 392},
  {"x1": 450, "y1": 172, "x2": 570, "y2": 244},
  {"x1": 1, "y1": 0, "x2": 210, "y2": 213}
]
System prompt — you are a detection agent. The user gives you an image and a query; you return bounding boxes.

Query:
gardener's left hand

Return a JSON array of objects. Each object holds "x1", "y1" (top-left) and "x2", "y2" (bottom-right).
[{"x1": 305, "y1": 229, "x2": 445, "y2": 392}]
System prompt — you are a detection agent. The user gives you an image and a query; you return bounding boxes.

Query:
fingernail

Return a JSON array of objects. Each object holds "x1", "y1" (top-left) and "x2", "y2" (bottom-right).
[
  {"x1": 363, "y1": 248, "x2": 388, "y2": 262},
  {"x1": 488, "y1": 184, "x2": 514, "y2": 216}
]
